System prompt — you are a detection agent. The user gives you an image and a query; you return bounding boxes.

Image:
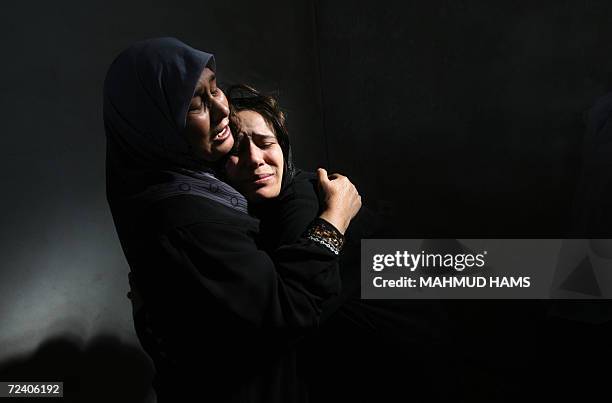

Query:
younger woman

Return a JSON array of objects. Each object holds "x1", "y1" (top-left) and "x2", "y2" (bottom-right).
[{"x1": 224, "y1": 84, "x2": 451, "y2": 402}]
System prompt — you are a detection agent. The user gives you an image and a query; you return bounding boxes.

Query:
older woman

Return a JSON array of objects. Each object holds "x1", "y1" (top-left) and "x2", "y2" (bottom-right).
[{"x1": 103, "y1": 38, "x2": 361, "y2": 402}]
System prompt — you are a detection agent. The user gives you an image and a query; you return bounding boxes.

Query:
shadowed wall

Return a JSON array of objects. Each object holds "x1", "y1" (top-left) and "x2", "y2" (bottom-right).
[
  {"x1": 1, "y1": 1, "x2": 612, "y2": 401},
  {"x1": 314, "y1": 0, "x2": 612, "y2": 236}
]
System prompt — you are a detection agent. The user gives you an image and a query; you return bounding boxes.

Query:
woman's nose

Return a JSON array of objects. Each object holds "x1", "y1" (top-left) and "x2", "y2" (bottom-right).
[
  {"x1": 247, "y1": 143, "x2": 264, "y2": 167},
  {"x1": 210, "y1": 94, "x2": 229, "y2": 123}
]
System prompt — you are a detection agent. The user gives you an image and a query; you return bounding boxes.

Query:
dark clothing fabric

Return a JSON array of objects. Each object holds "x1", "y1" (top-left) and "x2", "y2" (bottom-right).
[
  {"x1": 117, "y1": 192, "x2": 341, "y2": 402},
  {"x1": 253, "y1": 170, "x2": 447, "y2": 333},
  {"x1": 252, "y1": 171, "x2": 453, "y2": 402}
]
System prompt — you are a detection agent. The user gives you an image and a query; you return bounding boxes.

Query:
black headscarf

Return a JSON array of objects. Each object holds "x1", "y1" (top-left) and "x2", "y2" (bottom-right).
[{"x1": 103, "y1": 37, "x2": 247, "y2": 212}]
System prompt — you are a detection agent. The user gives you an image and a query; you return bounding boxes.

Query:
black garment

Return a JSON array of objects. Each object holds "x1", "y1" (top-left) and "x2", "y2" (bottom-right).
[
  {"x1": 252, "y1": 170, "x2": 447, "y2": 334},
  {"x1": 114, "y1": 193, "x2": 341, "y2": 403},
  {"x1": 252, "y1": 170, "x2": 454, "y2": 402}
]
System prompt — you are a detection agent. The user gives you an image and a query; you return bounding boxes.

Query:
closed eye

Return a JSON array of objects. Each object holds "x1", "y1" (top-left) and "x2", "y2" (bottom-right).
[
  {"x1": 252, "y1": 134, "x2": 277, "y2": 148},
  {"x1": 188, "y1": 95, "x2": 205, "y2": 113}
]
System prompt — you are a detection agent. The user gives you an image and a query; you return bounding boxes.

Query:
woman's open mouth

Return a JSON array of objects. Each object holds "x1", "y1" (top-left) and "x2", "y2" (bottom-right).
[{"x1": 213, "y1": 125, "x2": 230, "y2": 142}]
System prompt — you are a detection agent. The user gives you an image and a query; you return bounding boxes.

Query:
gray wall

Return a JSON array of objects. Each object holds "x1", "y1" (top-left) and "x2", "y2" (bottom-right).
[
  {"x1": 1, "y1": 1, "x2": 612, "y2": 401},
  {"x1": 315, "y1": 0, "x2": 612, "y2": 236}
]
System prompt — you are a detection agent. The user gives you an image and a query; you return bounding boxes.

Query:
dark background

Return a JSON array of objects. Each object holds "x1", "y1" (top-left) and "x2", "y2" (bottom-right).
[
  {"x1": 316, "y1": 1, "x2": 612, "y2": 236},
  {"x1": 1, "y1": 0, "x2": 611, "y2": 401}
]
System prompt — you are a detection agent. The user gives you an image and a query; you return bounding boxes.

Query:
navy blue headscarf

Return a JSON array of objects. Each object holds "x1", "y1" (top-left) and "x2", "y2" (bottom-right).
[{"x1": 103, "y1": 37, "x2": 247, "y2": 212}]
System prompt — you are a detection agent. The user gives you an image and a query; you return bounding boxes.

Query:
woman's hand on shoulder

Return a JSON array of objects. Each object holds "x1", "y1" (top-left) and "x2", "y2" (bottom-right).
[{"x1": 317, "y1": 168, "x2": 361, "y2": 234}]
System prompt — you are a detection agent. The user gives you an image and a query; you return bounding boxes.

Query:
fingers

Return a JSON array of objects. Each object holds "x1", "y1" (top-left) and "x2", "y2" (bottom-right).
[
  {"x1": 317, "y1": 168, "x2": 329, "y2": 184},
  {"x1": 318, "y1": 168, "x2": 346, "y2": 182},
  {"x1": 328, "y1": 173, "x2": 348, "y2": 182},
  {"x1": 318, "y1": 169, "x2": 360, "y2": 210}
]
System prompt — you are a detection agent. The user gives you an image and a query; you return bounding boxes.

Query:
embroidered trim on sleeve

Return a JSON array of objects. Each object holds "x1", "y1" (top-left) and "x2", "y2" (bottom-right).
[{"x1": 304, "y1": 218, "x2": 345, "y2": 255}]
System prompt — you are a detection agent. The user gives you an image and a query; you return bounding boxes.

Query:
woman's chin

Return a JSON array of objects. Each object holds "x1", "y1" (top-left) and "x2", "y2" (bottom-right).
[
  {"x1": 248, "y1": 185, "x2": 281, "y2": 202},
  {"x1": 213, "y1": 137, "x2": 234, "y2": 157},
  {"x1": 200, "y1": 143, "x2": 234, "y2": 163}
]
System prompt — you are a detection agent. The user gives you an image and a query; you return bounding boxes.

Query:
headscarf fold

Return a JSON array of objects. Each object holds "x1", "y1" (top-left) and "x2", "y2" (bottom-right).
[{"x1": 103, "y1": 37, "x2": 247, "y2": 213}]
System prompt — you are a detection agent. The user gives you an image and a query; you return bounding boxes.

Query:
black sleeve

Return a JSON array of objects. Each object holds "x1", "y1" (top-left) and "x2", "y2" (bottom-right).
[
  {"x1": 257, "y1": 172, "x2": 322, "y2": 249},
  {"x1": 260, "y1": 171, "x2": 381, "y2": 249},
  {"x1": 123, "y1": 192, "x2": 343, "y2": 334},
  {"x1": 257, "y1": 172, "x2": 388, "y2": 323},
  {"x1": 156, "y1": 220, "x2": 341, "y2": 329}
]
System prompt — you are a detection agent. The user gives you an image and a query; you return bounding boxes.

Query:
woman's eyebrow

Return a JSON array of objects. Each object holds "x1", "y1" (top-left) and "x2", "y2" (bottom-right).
[
  {"x1": 252, "y1": 132, "x2": 276, "y2": 140},
  {"x1": 193, "y1": 74, "x2": 216, "y2": 95}
]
